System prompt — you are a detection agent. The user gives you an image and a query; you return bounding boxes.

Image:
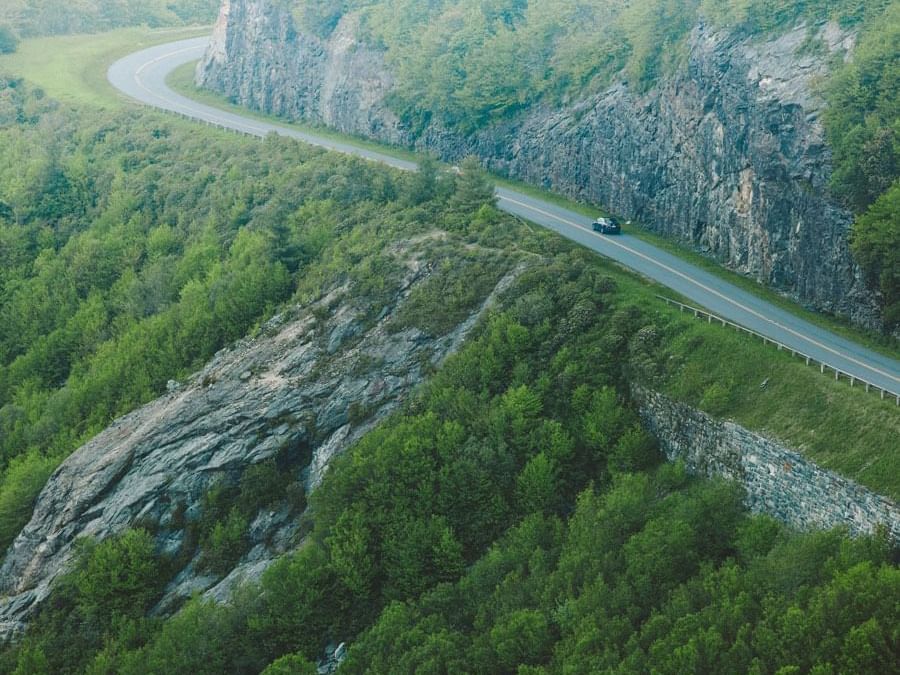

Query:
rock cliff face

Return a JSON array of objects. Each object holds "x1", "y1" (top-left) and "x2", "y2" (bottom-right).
[
  {"x1": 0, "y1": 236, "x2": 524, "y2": 638},
  {"x1": 198, "y1": 0, "x2": 880, "y2": 328}
]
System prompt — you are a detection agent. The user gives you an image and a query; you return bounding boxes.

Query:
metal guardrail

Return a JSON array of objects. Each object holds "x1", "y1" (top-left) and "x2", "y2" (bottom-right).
[
  {"x1": 656, "y1": 295, "x2": 900, "y2": 405},
  {"x1": 163, "y1": 109, "x2": 264, "y2": 139}
]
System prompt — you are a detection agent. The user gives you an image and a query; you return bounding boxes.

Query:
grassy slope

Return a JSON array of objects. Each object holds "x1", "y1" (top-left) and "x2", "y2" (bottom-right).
[
  {"x1": 2, "y1": 35, "x2": 897, "y2": 499},
  {"x1": 653, "y1": 299, "x2": 900, "y2": 498},
  {"x1": 0, "y1": 26, "x2": 210, "y2": 109}
]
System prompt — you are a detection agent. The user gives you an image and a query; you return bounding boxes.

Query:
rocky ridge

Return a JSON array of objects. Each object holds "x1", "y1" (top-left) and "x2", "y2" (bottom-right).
[
  {"x1": 198, "y1": 0, "x2": 880, "y2": 328},
  {"x1": 0, "y1": 235, "x2": 525, "y2": 638}
]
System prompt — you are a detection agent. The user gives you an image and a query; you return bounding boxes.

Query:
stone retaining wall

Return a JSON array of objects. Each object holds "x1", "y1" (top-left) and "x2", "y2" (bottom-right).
[{"x1": 637, "y1": 388, "x2": 900, "y2": 540}]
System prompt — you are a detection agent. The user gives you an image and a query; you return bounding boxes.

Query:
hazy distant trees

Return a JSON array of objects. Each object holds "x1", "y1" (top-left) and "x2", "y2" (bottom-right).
[
  {"x1": 0, "y1": 25, "x2": 17, "y2": 53},
  {"x1": 0, "y1": 0, "x2": 218, "y2": 38},
  {"x1": 449, "y1": 156, "x2": 496, "y2": 213}
]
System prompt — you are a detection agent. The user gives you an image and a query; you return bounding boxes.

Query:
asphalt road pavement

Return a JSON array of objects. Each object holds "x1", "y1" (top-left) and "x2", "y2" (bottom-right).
[{"x1": 108, "y1": 38, "x2": 900, "y2": 399}]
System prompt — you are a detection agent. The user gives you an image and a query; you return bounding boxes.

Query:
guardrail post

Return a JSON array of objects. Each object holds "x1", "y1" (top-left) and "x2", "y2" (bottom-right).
[{"x1": 653, "y1": 296, "x2": 892, "y2": 401}]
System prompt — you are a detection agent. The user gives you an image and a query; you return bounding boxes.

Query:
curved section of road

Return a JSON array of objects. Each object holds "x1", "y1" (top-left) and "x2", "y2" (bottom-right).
[{"x1": 109, "y1": 38, "x2": 900, "y2": 398}]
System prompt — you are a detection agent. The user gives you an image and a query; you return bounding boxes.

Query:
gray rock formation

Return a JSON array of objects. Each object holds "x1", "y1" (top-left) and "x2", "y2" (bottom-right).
[
  {"x1": 0, "y1": 237, "x2": 525, "y2": 638},
  {"x1": 198, "y1": 0, "x2": 880, "y2": 329}
]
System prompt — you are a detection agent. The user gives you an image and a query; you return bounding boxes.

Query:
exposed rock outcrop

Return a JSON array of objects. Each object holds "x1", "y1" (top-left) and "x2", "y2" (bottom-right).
[
  {"x1": 198, "y1": 0, "x2": 880, "y2": 329},
  {"x1": 0, "y1": 237, "x2": 524, "y2": 638}
]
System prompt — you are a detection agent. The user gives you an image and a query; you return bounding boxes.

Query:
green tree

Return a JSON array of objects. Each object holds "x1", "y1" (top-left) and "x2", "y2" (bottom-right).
[
  {"x1": 0, "y1": 451, "x2": 58, "y2": 550},
  {"x1": 851, "y1": 181, "x2": 900, "y2": 327},
  {"x1": 406, "y1": 155, "x2": 440, "y2": 205},
  {"x1": 515, "y1": 452, "x2": 559, "y2": 514},
  {"x1": 489, "y1": 609, "x2": 553, "y2": 670},
  {"x1": 74, "y1": 529, "x2": 160, "y2": 619},
  {"x1": 261, "y1": 653, "x2": 318, "y2": 675},
  {"x1": 450, "y1": 156, "x2": 496, "y2": 214},
  {"x1": 327, "y1": 507, "x2": 377, "y2": 596},
  {"x1": 200, "y1": 508, "x2": 248, "y2": 575}
]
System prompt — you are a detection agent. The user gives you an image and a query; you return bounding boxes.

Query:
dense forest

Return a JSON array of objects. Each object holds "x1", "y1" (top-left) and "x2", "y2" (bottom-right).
[
  {"x1": 0, "y1": 76, "x2": 897, "y2": 673},
  {"x1": 285, "y1": 0, "x2": 899, "y2": 326},
  {"x1": 0, "y1": 0, "x2": 218, "y2": 41},
  {"x1": 0, "y1": 76, "x2": 460, "y2": 554},
  {"x1": 2, "y1": 240, "x2": 897, "y2": 673}
]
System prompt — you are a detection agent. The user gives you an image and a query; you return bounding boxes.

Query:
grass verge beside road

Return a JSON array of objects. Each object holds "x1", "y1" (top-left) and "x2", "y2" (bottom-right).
[
  {"x1": 0, "y1": 26, "x2": 210, "y2": 109},
  {"x1": 650, "y1": 294, "x2": 900, "y2": 500},
  {"x1": 167, "y1": 61, "x2": 422, "y2": 165}
]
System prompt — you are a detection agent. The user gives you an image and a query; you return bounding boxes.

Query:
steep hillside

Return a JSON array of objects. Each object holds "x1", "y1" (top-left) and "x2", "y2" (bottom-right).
[
  {"x1": 0, "y1": 68, "x2": 897, "y2": 672},
  {"x1": 198, "y1": 0, "x2": 896, "y2": 330}
]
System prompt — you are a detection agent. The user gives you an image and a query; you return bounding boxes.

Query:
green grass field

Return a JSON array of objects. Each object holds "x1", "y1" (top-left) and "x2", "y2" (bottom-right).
[
  {"x1": 2, "y1": 32, "x2": 897, "y2": 499},
  {"x1": 0, "y1": 26, "x2": 210, "y2": 109}
]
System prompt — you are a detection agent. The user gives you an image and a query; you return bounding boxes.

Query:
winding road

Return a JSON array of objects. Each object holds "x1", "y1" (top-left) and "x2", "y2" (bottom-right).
[{"x1": 109, "y1": 37, "x2": 900, "y2": 399}]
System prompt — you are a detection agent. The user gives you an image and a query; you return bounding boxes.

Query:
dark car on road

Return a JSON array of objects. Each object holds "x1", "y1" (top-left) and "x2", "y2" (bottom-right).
[{"x1": 592, "y1": 217, "x2": 621, "y2": 234}]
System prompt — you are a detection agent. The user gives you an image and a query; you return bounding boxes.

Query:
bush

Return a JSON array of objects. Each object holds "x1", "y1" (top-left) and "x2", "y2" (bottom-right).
[
  {"x1": 0, "y1": 451, "x2": 59, "y2": 550},
  {"x1": 200, "y1": 508, "x2": 248, "y2": 575}
]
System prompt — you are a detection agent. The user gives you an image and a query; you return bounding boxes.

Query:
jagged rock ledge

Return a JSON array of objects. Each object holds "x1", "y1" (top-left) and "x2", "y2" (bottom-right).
[{"x1": 0, "y1": 236, "x2": 527, "y2": 639}]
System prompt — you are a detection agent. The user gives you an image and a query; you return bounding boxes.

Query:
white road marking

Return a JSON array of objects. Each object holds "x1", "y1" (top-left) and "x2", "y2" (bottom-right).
[{"x1": 497, "y1": 194, "x2": 900, "y2": 385}]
